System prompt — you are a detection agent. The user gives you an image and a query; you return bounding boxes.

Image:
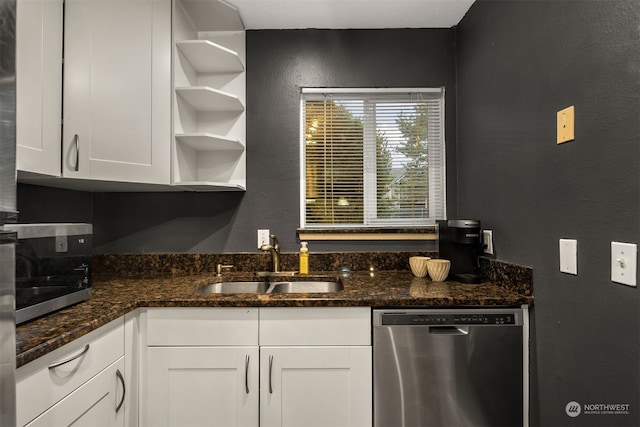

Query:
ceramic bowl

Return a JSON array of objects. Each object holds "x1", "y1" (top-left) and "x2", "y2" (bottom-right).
[
  {"x1": 427, "y1": 259, "x2": 451, "y2": 282},
  {"x1": 409, "y1": 256, "x2": 431, "y2": 278}
]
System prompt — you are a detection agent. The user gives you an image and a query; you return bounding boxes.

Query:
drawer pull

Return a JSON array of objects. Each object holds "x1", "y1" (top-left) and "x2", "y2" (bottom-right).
[
  {"x1": 245, "y1": 354, "x2": 250, "y2": 394},
  {"x1": 116, "y1": 369, "x2": 126, "y2": 413},
  {"x1": 48, "y1": 344, "x2": 90, "y2": 369}
]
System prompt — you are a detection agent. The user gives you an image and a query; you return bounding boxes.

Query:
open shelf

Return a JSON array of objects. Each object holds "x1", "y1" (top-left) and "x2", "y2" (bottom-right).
[
  {"x1": 178, "y1": 0, "x2": 244, "y2": 31},
  {"x1": 176, "y1": 40, "x2": 244, "y2": 73},
  {"x1": 175, "y1": 86, "x2": 244, "y2": 112},
  {"x1": 172, "y1": 0, "x2": 245, "y2": 192},
  {"x1": 175, "y1": 133, "x2": 244, "y2": 151},
  {"x1": 174, "y1": 181, "x2": 246, "y2": 191}
]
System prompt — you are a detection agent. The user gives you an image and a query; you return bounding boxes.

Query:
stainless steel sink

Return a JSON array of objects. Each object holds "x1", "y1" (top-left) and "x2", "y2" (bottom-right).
[
  {"x1": 255, "y1": 271, "x2": 298, "y2": 277},
  {"x1": 267, "y1": 281, "x2": 343, "y2": 294},
  {"x1": 196, "y1": 279, "x2": 343, "y2": 294},
  {"x1": 196, "y1": 281, "x2": 269, "y2": 294}
]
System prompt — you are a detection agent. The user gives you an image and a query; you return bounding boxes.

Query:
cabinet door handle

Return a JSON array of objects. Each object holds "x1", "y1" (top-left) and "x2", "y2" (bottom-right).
[
  {"x1": 73, "y1": 134, "x2": 79, "y2": 171},
  {"x1": 245, "y1": 354, "x2": 250, "y2": 394},
  {"x1": 48, "y1": 344, "x2": 90, "y2": 369},
  {"x1": 268, "y1": 355, "x2": 274, "y2": 394},
  {"x1": 116, "y1": 369, "x2": 126, "y2": 413}
]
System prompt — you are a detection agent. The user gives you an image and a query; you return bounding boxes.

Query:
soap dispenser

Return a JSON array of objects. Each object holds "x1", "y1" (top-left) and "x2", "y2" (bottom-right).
[{"x1": 299, "y1": 241, "x2": 309, "y2": 275}]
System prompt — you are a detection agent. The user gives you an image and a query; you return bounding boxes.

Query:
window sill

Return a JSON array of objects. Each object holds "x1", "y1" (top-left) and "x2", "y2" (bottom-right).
[{"x1": 297, "y1": 226, "x2": 437, "y2": 241}]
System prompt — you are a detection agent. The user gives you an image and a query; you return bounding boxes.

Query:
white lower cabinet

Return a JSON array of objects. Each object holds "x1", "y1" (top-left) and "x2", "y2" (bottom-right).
[
  {"x1": 260, "y1": 346, "x2": 372, "y2": 427},
  {"x1": 16, "y1": 317, "x2": 127, "y2": 427},
  {"x1": 142, "y1": 307, "x2": 372, "y2": 427},
  {"x1": 25, "y1": 357, "x2": 126, "y2": 427},
  {"x1": 146, "y1": 346, "x2": 259, "y2": 427}
]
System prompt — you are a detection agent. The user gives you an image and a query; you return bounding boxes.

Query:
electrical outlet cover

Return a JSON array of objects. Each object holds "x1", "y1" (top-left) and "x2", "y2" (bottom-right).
[
  {"x1": 559, "y1": 239, "x2": 577, "y2": 275},
  {"x1": 257, "y1": 229, "x2": 270, "y2": 249},
  {"x1": 55, "y1": 235, "x2": 68, "y2": 253},
  {"x1": 611, "y1": 242, "x2": 637, "y2": 287},
  {"x1": 483, "y1": 230, "x2": 494, "y2": 255},
  {"x1": 557, "y1": 105, "x2": 575, "y2": 144}
]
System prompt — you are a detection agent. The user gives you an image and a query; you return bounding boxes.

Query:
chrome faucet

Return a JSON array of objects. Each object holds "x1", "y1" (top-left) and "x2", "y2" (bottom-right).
[{"x1": 260, "y1": 234, "x2": 281, "y2": 273}]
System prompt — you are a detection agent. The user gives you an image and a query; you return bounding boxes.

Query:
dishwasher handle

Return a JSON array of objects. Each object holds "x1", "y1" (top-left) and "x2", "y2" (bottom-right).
[{"x1": 429, "y1": 326, "x2": 469, "y2": 335}]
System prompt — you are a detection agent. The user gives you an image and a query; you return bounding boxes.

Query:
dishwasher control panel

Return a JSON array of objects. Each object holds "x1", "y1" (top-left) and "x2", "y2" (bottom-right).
[{"x1": 380, "y1": 312, "x2": 518, "y2": 326}]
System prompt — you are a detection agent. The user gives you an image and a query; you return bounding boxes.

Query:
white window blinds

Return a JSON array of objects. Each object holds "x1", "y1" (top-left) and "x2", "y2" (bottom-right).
[{"x1": 301, "y1": 88, "x2": 446, "y2": 228}]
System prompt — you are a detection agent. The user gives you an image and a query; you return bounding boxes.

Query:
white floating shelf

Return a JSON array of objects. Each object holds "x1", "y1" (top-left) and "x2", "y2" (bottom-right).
[
  {"x1": 175, "y1": 86, "x2": 244, "y2": 112},
  {"x1": 175, "y1": 133, "x2": 244, "y2": 151},
  {"x1": 176, "y1": 40, "x2": 244, "y2": 73},
  {"x1": 179, "y1": 0, "x2": 244, "y2": 31},
  {"x1": 174, "y1": 181, "x2": 246, "y2": 191}
]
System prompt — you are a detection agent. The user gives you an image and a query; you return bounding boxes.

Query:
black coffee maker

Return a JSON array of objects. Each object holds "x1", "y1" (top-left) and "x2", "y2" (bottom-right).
[{"x1": 437, "y1": 219, "x2": 483, "y2": 284}]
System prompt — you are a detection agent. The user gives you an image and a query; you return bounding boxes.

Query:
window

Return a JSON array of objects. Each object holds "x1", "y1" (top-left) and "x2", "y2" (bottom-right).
[{"x1": 300, "y1": 88, "x2": 446, "y2": 228}]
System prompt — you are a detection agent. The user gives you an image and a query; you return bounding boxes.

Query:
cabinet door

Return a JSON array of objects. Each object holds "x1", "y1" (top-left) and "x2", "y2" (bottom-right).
[
  {"x1": 146, "y1": 346, "x2": 259, "y2": 427},
  {"x1": 260, "y1": 346, "x2": 372, "y2": 427},
  {"x1": 16, "y1": 0, "x2": 63, "y2": 177},
  {"x1": 25, "y1": 357, "x2": 126, "y2": 427},
  {"x1": 62, "y1": 0, "x2": 170, "y2": 184}
]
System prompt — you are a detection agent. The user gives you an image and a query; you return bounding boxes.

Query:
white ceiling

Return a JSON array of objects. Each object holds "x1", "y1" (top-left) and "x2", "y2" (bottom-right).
[{"x1": 226, "y1": 0, "x2": 475, "y2": 30}]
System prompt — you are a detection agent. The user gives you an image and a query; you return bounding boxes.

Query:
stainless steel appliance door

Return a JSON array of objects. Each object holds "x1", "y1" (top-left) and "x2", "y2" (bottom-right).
[
  {"x1": 0, "y1": 0, "x2": 17, "y2": 221},
  {"x1": 374, "y1": 309, "x2": 523, "y2": 427},
  {"x1": 0, "y1": 232, "x2": 16, "y2": 427},
  {"x1": 1, "y1": 0, "x2": 17, "y2": 423}
]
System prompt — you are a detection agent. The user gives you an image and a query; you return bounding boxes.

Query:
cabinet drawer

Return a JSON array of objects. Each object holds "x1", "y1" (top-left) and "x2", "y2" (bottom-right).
[
  {"x1": 260, "y1": 307, "x2": 371, "y2": 346},
  {"x1": 16, "y1": 317, "x2": 124, "y2": 426},
  {"x1": 145, "y1": 307, "x2": 259, "y2": 346},
  {"x1": 24, "y1": 357, "x2": 125, "y2": 427}
]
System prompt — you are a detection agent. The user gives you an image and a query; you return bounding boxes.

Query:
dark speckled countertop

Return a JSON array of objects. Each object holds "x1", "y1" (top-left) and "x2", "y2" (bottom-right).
[{"x1": 15, "y1": 262, "x2": 533, "y2": 368}]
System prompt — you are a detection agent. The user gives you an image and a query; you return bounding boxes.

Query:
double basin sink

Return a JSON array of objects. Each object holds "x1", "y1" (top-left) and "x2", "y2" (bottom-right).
[{"x1": 197, "y1": 273, "x2": 343, "y2": 295}]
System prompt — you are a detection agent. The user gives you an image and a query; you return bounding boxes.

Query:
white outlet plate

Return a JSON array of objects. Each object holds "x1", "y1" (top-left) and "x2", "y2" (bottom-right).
[
  {"x1": 55, "y1": 235, "x2": 68, "y2": 253},
  {"x1": 257, "y1": 229, "x2": 270, "y2": 249},
  {"x1": 482, "y1": 230, "x2": 494, "y2": 255},
  {"x1": 559, "y1": 239, "x2": 577, "y2": 275},
  {"x1": 611, "y1": 242, "x2": 637, "y2": 287}
]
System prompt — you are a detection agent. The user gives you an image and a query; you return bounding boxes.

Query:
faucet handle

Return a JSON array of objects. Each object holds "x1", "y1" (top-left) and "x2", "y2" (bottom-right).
[
  {"x1": 216, "y1": 263, "x2": 234, "y2": 276},
  {"x1": 270, "y1": 234, "x2": 279, "y2": 250}
]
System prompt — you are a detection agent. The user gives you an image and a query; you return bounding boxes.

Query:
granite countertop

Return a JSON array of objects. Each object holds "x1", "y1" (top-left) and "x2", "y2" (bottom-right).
[{"x1": 15, "y1": 269, "x2": 533, "y2": 368}]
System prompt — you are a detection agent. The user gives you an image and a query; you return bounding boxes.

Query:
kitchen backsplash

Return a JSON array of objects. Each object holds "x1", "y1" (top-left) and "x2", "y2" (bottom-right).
[{"x1": 92, "y1": 252, "x2": 532, "y2": 295}]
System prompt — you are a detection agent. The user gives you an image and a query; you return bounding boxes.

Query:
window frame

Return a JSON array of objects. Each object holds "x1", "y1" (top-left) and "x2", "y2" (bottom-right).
[{"x1": 299, "y1": 87, "x2": 447, "y2": 230}]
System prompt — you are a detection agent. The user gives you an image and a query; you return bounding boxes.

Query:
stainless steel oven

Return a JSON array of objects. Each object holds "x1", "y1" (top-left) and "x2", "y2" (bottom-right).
[{"x1": 5, "y1": 223, "x2": 92, "y2": 324}]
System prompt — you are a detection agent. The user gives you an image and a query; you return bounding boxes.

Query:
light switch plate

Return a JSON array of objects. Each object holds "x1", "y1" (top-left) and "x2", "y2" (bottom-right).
[
  {"x1": 611, "y1": 242, "x2": 637, "y2": 287},
  {"x1": 559, "y1": 239, "x2": 577, "y2": 275}
]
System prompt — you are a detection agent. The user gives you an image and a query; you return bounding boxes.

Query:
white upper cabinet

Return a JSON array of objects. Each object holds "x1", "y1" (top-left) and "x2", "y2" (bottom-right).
[
  {"x1": 172, "y1": 0, "x2": 247, "y2": 191},
  {"x1": 62, "y1": 0, "x2": 171, "y2": 185},
  {"x1": 17, "y1": 0, "x2": 245, "y2": 191},
  {"x1": 16, "y1": 0, "x2": 63, "y2": 177}
]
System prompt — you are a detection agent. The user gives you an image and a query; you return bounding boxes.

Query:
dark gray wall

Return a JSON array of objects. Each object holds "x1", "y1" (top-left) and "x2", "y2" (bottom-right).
[
  {"x1": 456, "y1": 1, "x2": 639, "y2": 426},
  {"x1": 243, "y1": 29, "x2": 457, "y2": 253},
  {"x1": 87, "y1": 29, "x2": 456, "y2": 253},
  {"x1": 17, "y1": 184, "x2": 92, "y2": 223}
]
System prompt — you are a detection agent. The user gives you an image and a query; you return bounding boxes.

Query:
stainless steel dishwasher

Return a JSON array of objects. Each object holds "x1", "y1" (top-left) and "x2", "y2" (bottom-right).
[{"x1": 373, "y1": 307, "x2": 527, "y2": 427}]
